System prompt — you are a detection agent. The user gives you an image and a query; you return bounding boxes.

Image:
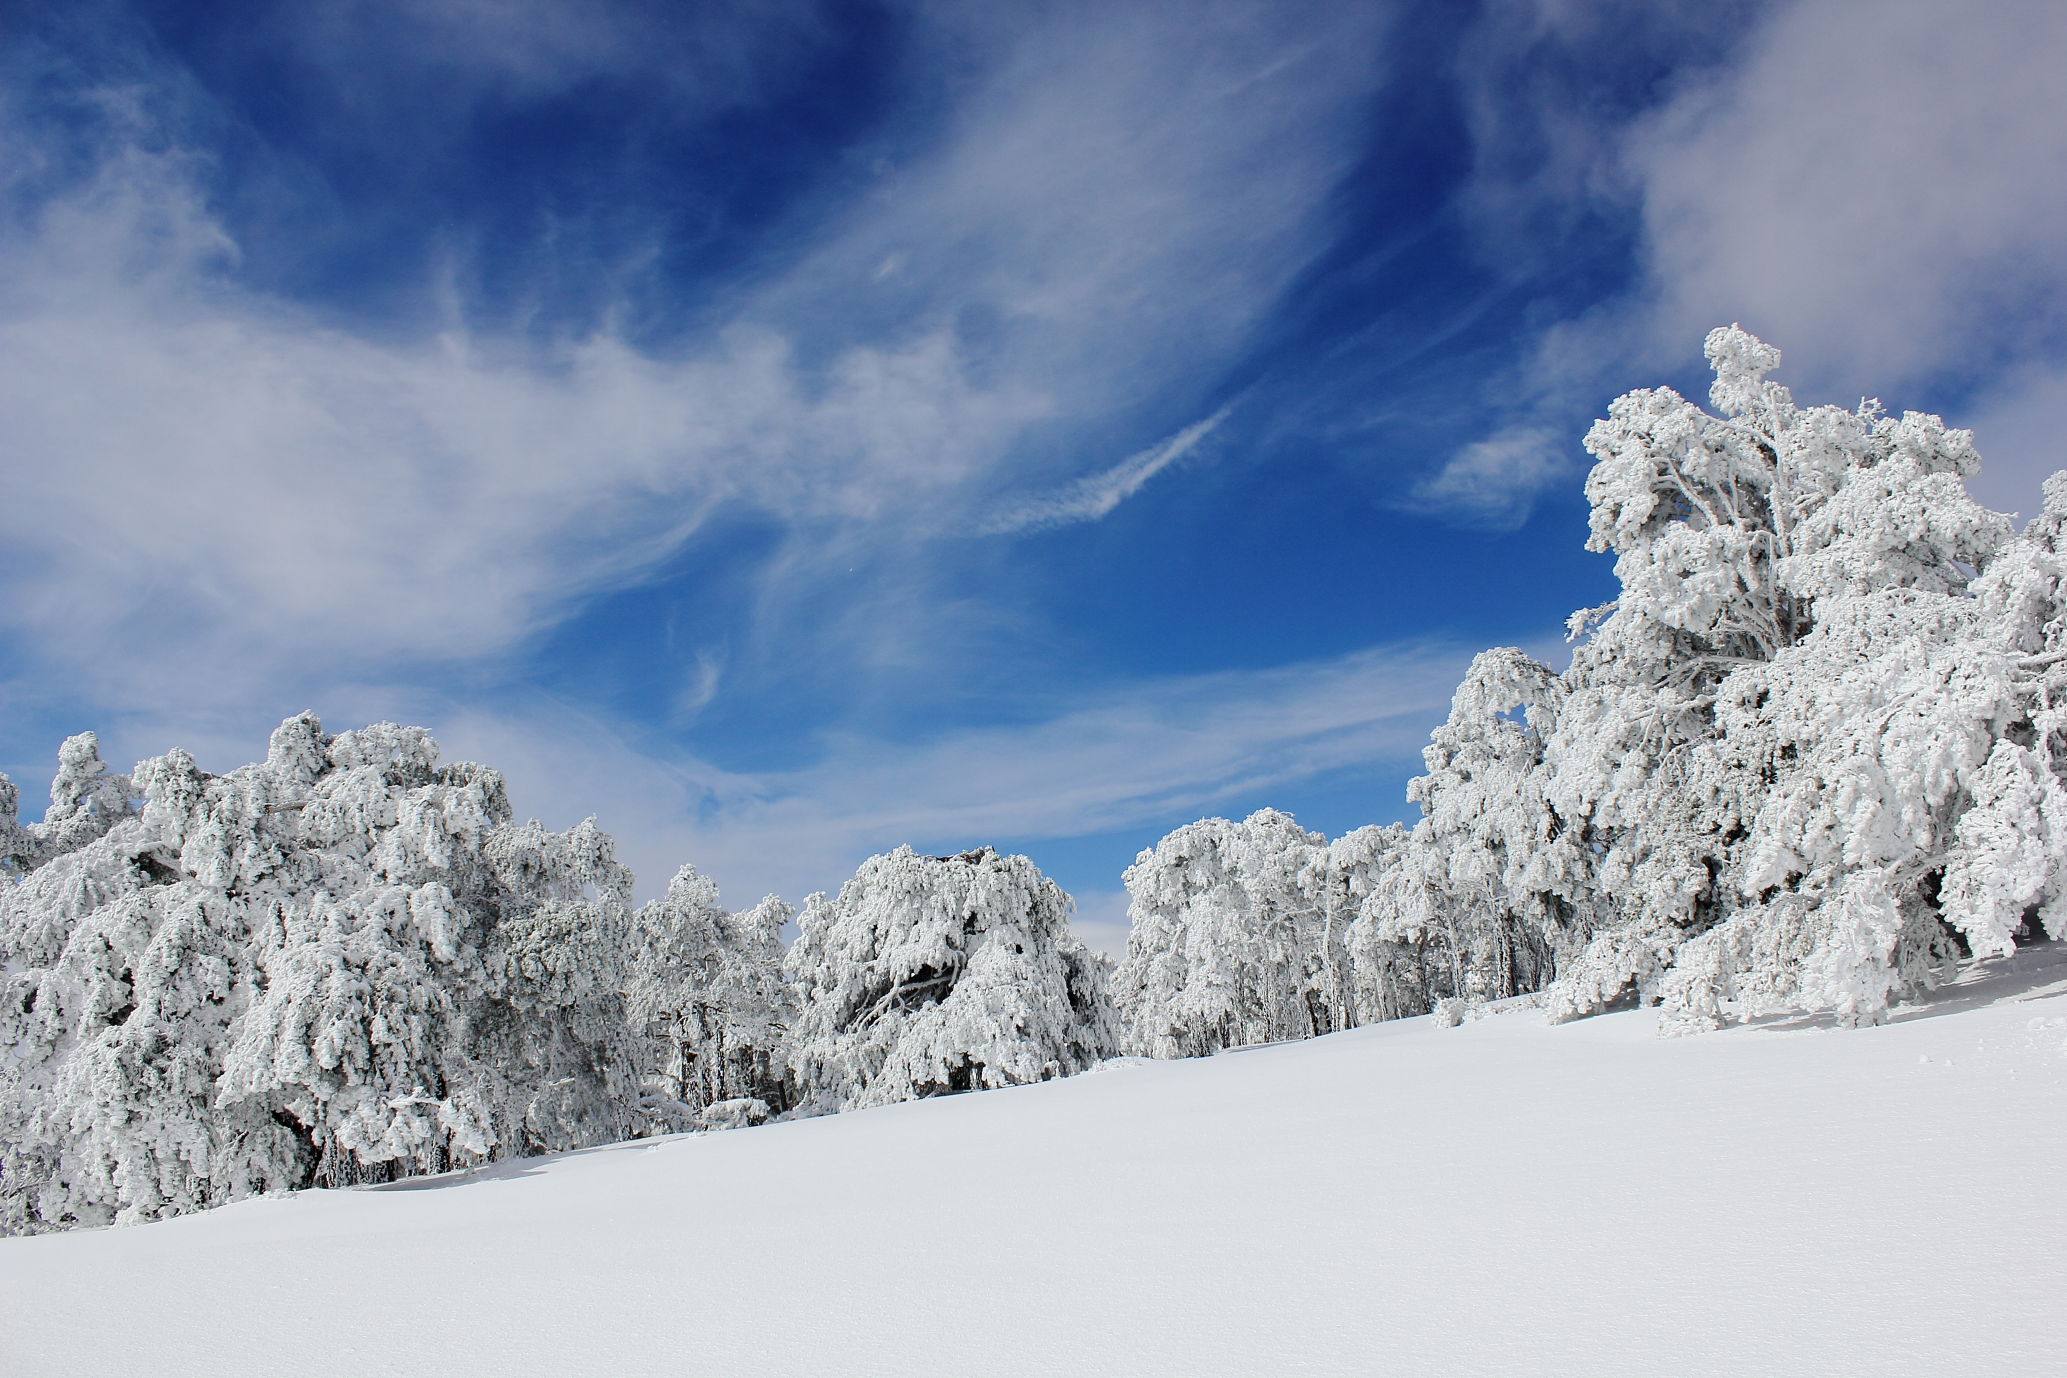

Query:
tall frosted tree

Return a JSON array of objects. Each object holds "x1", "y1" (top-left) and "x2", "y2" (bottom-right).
[
  {"x1": 1129, "y1": 327, "x2": 2067, "y2": 1039},
  {"x1": 0, "y1": 771, "x2": 23, "y2": 876},
  {"x1": 5, "y1": 732, "x2": 134, "y2": 873},
  {"x1": 786, "y1": 846, "x2": 1114, "y2": 1113},
  {"x1": 1332, "y1": 822, "x2": 1437, "y2": 1024},
  {"x1": 1540, "y1": 328, "x2": 2029, "y2": 1027},
  {"x1": 1945, "y1": 474, "x2": 2067, "y2": 945}
]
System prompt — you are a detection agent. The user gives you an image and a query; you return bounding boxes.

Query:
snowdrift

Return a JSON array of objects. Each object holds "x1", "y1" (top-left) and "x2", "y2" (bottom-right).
[{"x1": 6, "y1": 946, "x2": 2067, "y2": 1377}]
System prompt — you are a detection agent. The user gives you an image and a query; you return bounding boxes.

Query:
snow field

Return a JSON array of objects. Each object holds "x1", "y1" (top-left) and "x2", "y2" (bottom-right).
[{"x1": 6, "y1": 947, "x2": 2064, "y2": 1377}]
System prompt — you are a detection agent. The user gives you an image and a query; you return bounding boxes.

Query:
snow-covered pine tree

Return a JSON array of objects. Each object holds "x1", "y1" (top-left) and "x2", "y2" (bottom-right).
[
  {"x1": 222, "y1": 722, "x2": 648, "y2": 1185},
  {"x1": 1530, "y1": 327, "x2": 1826, "y2": 1021},
  {"x1": 0, "y1": 770, "x2": 23, "y2": 876},
  {"x1": 0, "y1": 777, "x2": 25, "y2": 895},
  {"x1": 1310, "y1": 824, "x2": 1395, "y2": 1027},
  {"x1": 785, "y1": 846, "x2": 1114, "y2": 1113},
  {"x1": 0, "y1": 738, "x2": 299, "y2": 1232},
  {"x1": 1112, "y1": 809, "x2": 1342, "y2": 1058},
  {"x1": 1946, "y1": 473, "x2": 2067, "y2": 947},
  {"x1": 0, "y1": 714, "x2": 649, "y2": 1233},
  {"x1": 627, "y1": 866, "x2": 796, "y2": 1129}
]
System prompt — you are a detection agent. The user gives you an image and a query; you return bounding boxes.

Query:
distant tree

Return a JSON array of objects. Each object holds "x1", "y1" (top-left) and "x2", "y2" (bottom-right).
[
  {"x1": 1112, "y1": 809, "x2": 1340, "y2": 1057},
  {"x1": 1311, "y1": 824, "x2": 1394, "y2": 1026},
  {"x1": 786, "y1": 846, "x2": 1114, "y2": 1113},
  {"x1": 1399, "y1": 648, "x2": 1572, "y2": 1003},
  {"x1": 0, "y1": 771, "x2": 26, "y2": 880},
  {"x1": 1332, "y1": 822, "x2": 1436, "y2": 1024},
  {"x1": 13, "y1": 732, "x2": 134, "y2": 869},
  {"x1": 627, "y1": 866, "x2": 795, "y2": 1129}
]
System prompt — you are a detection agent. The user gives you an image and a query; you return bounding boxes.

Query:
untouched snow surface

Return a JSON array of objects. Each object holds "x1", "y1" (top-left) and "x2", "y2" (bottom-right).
[{"x1": 7, "y1": 950, "x2": 2067, "y2": 1377}]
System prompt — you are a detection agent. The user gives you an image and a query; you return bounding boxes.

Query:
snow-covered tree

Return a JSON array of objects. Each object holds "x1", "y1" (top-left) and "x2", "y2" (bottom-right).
[
  {"x1": 0, "y1": 714, "x2": 648, "y2": 1233},
  {"x1": 1537, "y1": 328, "x2": 2038, "y2": 1028},
  {"x1": 0, "y1": 771, "x2": 24, "y2": 878},
  {"x1": 786, "y1": 846, "x2": 1114, "y2": 1113},
  {"x1": 5, "y1": 732, "x2": 135, "y2": 872},
  {"x1": 1389, "y1": 648, "x2": 1573, "y2": 1005},
  {"x1": 2, "y1": 739, "x2": 297, "y2": 1231},
  {"x1": 1331, "y1": 823, "x2": 1437, "y2": 1024},
  {"x1": 627, "y1": 866, "x2": 795, "y2": 1129},
  {"x1": 1309, "y1": 824, "x2": 1393, "y2": 1025},
  {"x1": 1112, "y1": 809, "x2": 1344, "y2": 1057},
  {"x1": 1129, "y1": 327, "x2": 2067, "y2": 1039}
]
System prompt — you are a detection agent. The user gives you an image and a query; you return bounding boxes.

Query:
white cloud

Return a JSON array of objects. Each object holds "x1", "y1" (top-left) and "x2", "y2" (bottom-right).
[
  {"x1": 1405, "y1": 426, "x2": 1567, "y2": 529},
  {"x1": 0, "y1": 2, "x2": 1387, "y2": 721},
  {"x1": 1962, "y1": 366, "x2": 2067, "y2": 517},
  {"x1": 982, "y1": 406, "x2": 1232, "y2": 534},
  {"x1": 1440, "y1": 0, "x2": 2067, "y2": 520},
  {"x1": 270, "y1": 0, "x2": 838, "y2": 145},
  {"x1": 419, "y1": 638, "x2": 1472, "y2": 908},
  {"x1": 1067, "y1": 888, "x2": 1134, "y2": 961},
  {"x1": 0, "y1": 4, "x2": 1459, "y2": 960},
  {"x1": 1628, "y1": 0, "x2": 2067, "y2": 396}
]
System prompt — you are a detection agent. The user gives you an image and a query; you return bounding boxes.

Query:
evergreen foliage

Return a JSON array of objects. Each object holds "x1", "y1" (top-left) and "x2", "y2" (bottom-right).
[
  {"x1": 1536, "y1": 328, "x2": 2052, "y2": 1028},
  {"x1": 1113, "y1": 809, "x2": 1339, "y2": 1056}
]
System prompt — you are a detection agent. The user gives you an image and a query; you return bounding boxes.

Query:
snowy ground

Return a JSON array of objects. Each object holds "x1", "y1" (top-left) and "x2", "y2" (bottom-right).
[{"x1": 7, "y1": 949, "x2": 2067, "y2": 1377}]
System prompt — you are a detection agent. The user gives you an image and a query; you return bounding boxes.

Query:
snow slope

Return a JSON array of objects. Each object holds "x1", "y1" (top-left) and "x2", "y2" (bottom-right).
[{"x1": 7, "y1": 948, "x2": 2067, "y2": 1378}]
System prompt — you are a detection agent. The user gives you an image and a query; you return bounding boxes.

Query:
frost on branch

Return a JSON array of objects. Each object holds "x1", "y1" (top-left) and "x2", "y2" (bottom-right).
[
  {"x1": 786, "y1": 846, "x2": 1114, "y2": 1112},
  {"x1": 12, "y1": 732, "x2": 134, "y2": 872},
  {"x1": 1397, "y1": 649, "x2": 1574, "y2": 999},
  {"x1": 1332, "y1": 823, "x2": 1431, "y2": 1025}
]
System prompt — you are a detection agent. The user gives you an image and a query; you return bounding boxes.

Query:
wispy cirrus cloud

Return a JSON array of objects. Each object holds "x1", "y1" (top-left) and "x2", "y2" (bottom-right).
[
  {"x1": 981, "y1": 406, "x2": 1233, "y2": 535},
  {"x1": 1419, "y1": 0, "x2": 2067, "y2": 526},
  {"x1": 423, "y1": 636, "x2": 1473, "y2": 910},
  {"x1": 0, "y1": 1, "x2": 1388, "y2": 717},
  {"x1": 0, "y1": 0, "x2": 1428, "y2": 919},
  {"x1": 1405, "y1": 425, "x2": 1567, "y2": 531}
]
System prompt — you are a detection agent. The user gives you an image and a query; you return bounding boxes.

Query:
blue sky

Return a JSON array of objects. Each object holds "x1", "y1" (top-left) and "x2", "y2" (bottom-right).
[{"x1": 5, "y1": 0, "x2": 2067, "y2": 951}]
